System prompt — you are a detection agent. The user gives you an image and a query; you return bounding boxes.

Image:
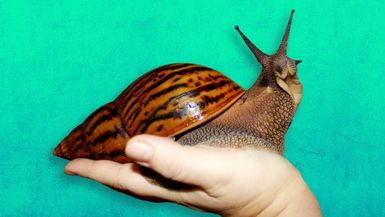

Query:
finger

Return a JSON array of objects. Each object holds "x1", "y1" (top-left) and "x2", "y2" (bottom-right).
[
  {"x1": 125, "y1": 135, "x2": 234, "y2": 187},
  {"x1": 65, "y1": 158, "x2": 128, "y2": 189},
  {"x1": 64, "y1": 158, "x2": 180, "y2": 201}
]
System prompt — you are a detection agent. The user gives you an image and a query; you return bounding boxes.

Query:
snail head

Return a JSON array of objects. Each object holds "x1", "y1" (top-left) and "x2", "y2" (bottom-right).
[{"x1": 235, "y1": 10, "x2": 302, "y2": 108}]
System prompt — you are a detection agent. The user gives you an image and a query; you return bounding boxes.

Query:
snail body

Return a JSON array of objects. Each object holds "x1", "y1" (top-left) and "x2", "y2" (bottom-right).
[{"x1": 54, "y1": 10, "x2": 302, "y2": 163}]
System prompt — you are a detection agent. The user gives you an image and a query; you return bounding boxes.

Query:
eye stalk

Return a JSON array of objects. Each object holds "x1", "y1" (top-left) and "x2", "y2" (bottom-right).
[
  {"x1": 235, "y1": 10, "x2": 303, "y2": 110},
  {"x1": 277, "y1": 10, "x2": 295, "y2": 54},
  {"x1": 235, "y1": 10, "x2": 301, "y2": 66},
  {"x1": 234, "y1": 25, "x2": 269, "y2": 65}
]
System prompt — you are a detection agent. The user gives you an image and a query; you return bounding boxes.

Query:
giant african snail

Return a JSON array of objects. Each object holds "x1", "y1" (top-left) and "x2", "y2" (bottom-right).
[{"x1": 53, "y1": 10, "x2": 302, "y2": 163}]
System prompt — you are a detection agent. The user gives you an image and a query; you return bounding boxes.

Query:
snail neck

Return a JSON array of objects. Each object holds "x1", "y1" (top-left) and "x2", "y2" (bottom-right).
[
  {"x1": 243, "y1": 82, "x2": 294, "y2": 152},
  {"x1": 236, "y1": 65, "x2": 295, "y2": 151},
  {"x1": 247, "y1": 65, "x2": 279, "y2": 96}
]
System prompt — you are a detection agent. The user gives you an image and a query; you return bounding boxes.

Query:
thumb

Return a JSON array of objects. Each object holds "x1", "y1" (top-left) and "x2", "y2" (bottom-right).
[{"x1": 125, "y1": 135, "x2": 230, "y2": 187}]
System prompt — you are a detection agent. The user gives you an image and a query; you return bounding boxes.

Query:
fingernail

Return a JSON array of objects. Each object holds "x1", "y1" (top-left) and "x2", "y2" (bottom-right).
[
  {"x1": 64, "y1": 169, "x2": 77, "y2": 176},
  {"x1": 126, "y1": 139, "x2": 153, "y2": 163},
  {"x1": 64, "y1": 162, "x2": 79, "y2": 176}
]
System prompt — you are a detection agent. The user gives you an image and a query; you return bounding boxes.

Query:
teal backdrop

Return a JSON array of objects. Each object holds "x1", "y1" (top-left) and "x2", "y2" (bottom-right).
[{"x1": 1, "y1": 0, "x2": 384, "y2": 216}]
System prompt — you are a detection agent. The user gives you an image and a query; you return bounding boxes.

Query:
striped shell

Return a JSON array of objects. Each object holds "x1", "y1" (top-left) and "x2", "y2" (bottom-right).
[{"x1": 53, "y1": 63, "x2": 245, "y2": 162}]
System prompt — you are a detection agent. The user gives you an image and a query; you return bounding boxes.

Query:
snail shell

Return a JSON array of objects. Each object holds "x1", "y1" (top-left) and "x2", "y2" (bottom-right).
[
  {"x1": 54, "y1": 10, "x2": 302, "y2": 163},
  {"x1": 54, "y1": 64, "x2": 245, "y2": 162}
]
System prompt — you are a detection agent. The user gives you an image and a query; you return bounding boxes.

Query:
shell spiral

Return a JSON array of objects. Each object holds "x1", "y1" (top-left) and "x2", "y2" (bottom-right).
[{"x1": 53, "y1": 63, "x2": 245, "y2": 163}]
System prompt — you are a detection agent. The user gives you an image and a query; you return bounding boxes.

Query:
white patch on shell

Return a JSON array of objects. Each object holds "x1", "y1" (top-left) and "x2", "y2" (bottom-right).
[{"x1": 185, "y1": 101, "x2": 204, "y2": 120}]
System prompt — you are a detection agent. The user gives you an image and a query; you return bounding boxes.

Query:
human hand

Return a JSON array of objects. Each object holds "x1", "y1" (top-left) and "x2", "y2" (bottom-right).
[{"x1": 64, "y1": 135, "x2": 322, "y2": 217}]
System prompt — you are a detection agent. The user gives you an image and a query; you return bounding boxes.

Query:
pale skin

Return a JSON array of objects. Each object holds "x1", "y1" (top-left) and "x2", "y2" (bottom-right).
[{"x1": 65, "y1": 135, "x2": 322, "y2": 217}]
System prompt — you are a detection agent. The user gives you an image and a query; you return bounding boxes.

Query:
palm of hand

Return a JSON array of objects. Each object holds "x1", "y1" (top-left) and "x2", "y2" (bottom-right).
[{"x1": 65, "y1": 135, "x2": 320, "y2": 217}]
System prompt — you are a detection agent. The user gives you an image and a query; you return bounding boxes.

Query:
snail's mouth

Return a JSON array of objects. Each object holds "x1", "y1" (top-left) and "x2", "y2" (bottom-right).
[
  {"x1": 286, "y1": 75, "x2": 302, "y2": 109},
  {"x1": 276, "y1": 73, "x2": 302, "y2": 109}
]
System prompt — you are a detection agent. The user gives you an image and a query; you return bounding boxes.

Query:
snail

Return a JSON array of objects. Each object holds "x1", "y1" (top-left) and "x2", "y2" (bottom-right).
[{"x1": 53, "y1": 10, "x2": 302, "y2": 163}]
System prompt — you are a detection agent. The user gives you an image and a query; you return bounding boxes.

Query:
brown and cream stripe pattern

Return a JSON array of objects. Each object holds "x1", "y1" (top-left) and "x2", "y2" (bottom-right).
[{"x1": 54, "y1": 63, "x2": 244, "y2": 162}]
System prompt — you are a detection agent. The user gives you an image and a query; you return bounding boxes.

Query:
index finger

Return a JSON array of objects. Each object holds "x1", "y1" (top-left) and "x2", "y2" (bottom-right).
[{"x1": 64, "y1": 158, "x2": 181, "y2": 201}]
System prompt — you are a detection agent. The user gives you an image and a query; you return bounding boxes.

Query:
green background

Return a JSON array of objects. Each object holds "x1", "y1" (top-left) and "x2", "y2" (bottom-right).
[{"x1": 1, "y1": 0, "x2": 384, "y2": 216}]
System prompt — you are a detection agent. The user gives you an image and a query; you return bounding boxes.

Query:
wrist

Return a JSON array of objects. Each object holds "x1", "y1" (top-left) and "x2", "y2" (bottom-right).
[
  {"x1": 275, "y1": 174, "x2": 322, "y2": 217},
  {"x1": 222, "y1": 170, "x2": 321, "y2": 217}
]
